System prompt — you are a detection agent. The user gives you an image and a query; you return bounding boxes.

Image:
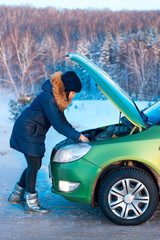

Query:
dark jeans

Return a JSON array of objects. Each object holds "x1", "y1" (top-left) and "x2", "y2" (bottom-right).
[{"x1": 18, "y1": 155, "x2": 42, "y2": 193}]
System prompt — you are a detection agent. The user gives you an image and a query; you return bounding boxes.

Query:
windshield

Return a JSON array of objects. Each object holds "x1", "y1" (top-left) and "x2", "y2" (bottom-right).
[{"x1": 143, "y1": 101, "x2": 160, "y2": 125}]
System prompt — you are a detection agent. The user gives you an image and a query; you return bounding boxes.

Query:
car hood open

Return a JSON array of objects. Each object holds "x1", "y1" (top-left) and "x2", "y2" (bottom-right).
[{"x1": 66, "y1": 53, "x2": 146, "y2": 129}]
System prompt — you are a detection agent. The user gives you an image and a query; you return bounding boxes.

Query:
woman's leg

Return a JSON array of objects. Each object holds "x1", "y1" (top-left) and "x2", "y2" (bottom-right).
[
  {"x1": 17, "y1": 155, "x2": 42, "y2": 192},
  {"x1": 9, "y1": 154, "x2": 49, "y2": 213},
  {"x1": 18, "y1": 168, "x2": 27, "y2": 188},
  {"x1": 9, "y1": 155, "x2": 42, "y2": 205},
  {"x1": 24, "y1": 155, "x2": 50, "y2": 213},
  {"x1": 24, "y1": 155, "x2": 42, "y2": 194}
]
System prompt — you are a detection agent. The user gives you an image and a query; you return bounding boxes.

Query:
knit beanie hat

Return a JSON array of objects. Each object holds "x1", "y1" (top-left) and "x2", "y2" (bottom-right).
[{"x1": 61, "y1": 71, "x2": 82, "y2": 92}]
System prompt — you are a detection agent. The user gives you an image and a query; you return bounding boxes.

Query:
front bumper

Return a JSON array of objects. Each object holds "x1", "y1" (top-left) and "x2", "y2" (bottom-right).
[{"x1": 50, "y1": 157, "x2": 101, "y2": 204}]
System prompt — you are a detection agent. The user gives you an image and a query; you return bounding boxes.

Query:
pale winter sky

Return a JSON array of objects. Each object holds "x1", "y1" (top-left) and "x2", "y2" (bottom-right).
[{"x1": 0, "y1": 0, "x2": 159, "y2": 11}]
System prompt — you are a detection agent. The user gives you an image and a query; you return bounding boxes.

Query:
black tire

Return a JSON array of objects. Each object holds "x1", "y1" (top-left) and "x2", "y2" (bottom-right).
[{"x1": 98, "y1": 167, "x2": 159, "y2": 225}]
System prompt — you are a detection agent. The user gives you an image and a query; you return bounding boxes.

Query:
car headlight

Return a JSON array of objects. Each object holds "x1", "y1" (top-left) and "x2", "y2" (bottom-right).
[{"x1": 53, "y1": 143, "x2": 92, "y2": 163}]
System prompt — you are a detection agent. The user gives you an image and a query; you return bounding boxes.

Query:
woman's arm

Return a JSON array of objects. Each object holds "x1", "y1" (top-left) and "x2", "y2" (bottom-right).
[
  {"x1": 60, "y1": 111, "x2": 73, "y2": 128},
  {"x1": 40, "y1": 93, "x2": 80, "y2": 141}
]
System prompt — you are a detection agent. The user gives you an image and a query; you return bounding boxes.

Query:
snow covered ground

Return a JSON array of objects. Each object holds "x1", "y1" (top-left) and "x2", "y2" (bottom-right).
[{"x1": 1, "y1": 90, "x2": 159, "y2": 240}]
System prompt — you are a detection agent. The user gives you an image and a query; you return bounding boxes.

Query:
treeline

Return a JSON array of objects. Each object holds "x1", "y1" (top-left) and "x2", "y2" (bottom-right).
[{"x1": 0, "y1": 6, "x2": 160, "y2": 100}]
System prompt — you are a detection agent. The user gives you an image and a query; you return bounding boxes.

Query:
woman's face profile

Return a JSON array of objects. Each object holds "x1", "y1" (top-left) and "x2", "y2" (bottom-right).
[{"x1": 68, "y1": 91, "x2": 76, "y2": 100}]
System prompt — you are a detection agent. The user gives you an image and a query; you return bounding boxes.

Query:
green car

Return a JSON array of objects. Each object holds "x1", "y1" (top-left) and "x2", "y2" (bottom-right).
[{"x1": 49, "y1": 53, "x2": 160, "y2": 225}]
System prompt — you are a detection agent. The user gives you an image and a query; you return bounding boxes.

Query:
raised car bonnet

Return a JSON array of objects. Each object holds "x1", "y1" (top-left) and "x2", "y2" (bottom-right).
[{"x1": 66, "y1": 53, "x2": 146, "y2": 129}]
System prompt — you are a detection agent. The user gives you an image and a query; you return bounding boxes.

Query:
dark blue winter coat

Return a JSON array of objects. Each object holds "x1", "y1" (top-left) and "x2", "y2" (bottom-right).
[{"x1": 10, "y1": 80, "x2": 81, "y2": 157}]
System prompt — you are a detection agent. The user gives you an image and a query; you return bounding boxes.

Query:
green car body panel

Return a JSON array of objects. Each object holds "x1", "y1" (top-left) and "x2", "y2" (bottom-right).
[
  {"x1": 85, "y1": 125, "x2": 160, "y2": 172},
  {"x1": 51, "y1": 158, "x2": 101, "y2": 204},
  {"x1": 50, "y1": 53, "x2": 160, "y2": 207}
]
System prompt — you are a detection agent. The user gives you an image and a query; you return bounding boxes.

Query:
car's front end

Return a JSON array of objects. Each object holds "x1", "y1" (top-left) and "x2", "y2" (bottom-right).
[
  {"x1": 49, "y1": 53, "x2": 160, "y2": 225},
  {"x1": 49, "y1": 119, "x2": 160, "y2": 206},
  {"x1": 50, "y1": 141, "x2": 100, "y2": 204},
  {"x1": 49, "y1": 123, "x2": 131, "y2": 204}
]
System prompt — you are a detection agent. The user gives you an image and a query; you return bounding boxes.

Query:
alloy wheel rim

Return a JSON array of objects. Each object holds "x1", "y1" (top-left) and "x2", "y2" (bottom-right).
[{"x1": 108, "y1": 178, "x2": 150, "y2": 219}]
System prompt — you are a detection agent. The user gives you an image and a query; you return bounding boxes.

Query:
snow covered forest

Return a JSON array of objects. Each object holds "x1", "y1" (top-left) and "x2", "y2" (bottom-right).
[{"x1": 0, "y1": 6, "x2": 160, "y2": 100}]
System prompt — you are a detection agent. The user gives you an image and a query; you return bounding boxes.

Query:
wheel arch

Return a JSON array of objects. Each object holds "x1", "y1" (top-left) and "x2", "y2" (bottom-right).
[{"x1": 91, "y1": 159, "x2": 160, "y2": 207}]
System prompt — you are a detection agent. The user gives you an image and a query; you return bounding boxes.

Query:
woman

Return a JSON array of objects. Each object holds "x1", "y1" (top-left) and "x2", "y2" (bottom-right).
[{"x1": 8, "y1": 71, "x2": 89, "y2": 214}]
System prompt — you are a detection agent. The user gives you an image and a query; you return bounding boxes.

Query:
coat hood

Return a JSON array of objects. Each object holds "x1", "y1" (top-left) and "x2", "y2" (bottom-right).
[
  {"x1": 66, "y1": 53, "x2": 146, "y2": 129},
  {"x1": 42, "y1": 79, "x2": 53, "y2": 93},
  {"x1": 50, "y1": 71, "x2": 72, "y2": 111}
]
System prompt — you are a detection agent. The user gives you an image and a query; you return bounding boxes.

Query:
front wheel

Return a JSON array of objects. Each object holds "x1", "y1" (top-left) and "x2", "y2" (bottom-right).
[{"x1": 98, "y1": 167, "x2": 159, "y2": 225}]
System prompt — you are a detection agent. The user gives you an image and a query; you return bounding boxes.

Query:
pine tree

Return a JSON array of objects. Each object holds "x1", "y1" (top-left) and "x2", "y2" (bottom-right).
[
  {"x1": 114, "y1": 34, "x2": 124, "y2": 85},
  {"x1": 99, "y1": 33, "x2": 117, "y2": 79},
  {"x1": 99, "y1": 34, "x2": 111, "y2": 73}
]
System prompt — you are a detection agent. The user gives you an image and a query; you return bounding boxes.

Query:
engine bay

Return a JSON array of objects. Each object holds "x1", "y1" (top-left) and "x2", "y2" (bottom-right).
[
  {"x1": 53, "y1": 115, "x2": 152, "y2": 151},
  {"x1": 82, "y1": 124, "x2": 131, "y2": 141},
  {"x1": 54, "y1": 122, "x2": 137, "y2": 151}
]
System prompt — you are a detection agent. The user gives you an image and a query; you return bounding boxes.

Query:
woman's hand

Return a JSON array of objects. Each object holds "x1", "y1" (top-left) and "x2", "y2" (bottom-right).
[{"x1": 79, "y1": 134, "x2": 89, "y2": 142}]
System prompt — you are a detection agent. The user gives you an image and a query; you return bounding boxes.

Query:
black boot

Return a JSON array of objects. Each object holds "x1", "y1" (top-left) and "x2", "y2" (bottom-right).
[
  {"x1": 8, "y1": 183, "x2": 25, "y2": 207},
  {"x1": 25, "y1": 192, "x2": 50, "y2": 214}
]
